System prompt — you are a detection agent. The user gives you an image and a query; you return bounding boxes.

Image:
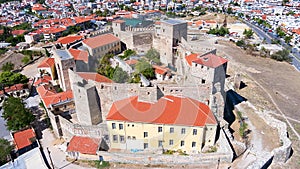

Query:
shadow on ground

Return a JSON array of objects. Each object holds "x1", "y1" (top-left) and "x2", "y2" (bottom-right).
[{"x1": 224, "y1": 89, "x2": 247, "y2": 131}]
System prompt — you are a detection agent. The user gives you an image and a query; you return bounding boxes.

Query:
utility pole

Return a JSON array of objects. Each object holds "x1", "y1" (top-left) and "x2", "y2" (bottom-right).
[{"x1": 47, "y1": 147, "x2": 55, "y2": 169}]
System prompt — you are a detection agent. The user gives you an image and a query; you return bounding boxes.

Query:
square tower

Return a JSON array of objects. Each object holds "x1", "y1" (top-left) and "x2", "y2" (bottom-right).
[
  {"x1": 53, "y1": 49, "x2": 76, "y2": 91},
  {"x1": 156, "y1": 19, "x2": 187, "y2": 66}
]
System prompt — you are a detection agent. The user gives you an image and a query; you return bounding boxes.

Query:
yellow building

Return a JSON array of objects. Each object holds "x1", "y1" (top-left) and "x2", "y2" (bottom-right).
[{"x1": 106, "y1": 95, "x2": 217, "y2": 154}]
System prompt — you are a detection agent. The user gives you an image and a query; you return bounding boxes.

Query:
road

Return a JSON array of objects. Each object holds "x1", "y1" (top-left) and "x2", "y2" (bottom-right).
[{"x1": 244, "y1": 21, "x2": 300, "y2": 71}]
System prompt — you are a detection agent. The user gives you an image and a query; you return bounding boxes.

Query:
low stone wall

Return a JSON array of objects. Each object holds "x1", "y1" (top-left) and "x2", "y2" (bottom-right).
[
  {"x1": 99, "y1": 151, "x2": 231, "y2": 165},
  {"x1": 236, "y1": 102, "x2": 292, "y2": 168}
]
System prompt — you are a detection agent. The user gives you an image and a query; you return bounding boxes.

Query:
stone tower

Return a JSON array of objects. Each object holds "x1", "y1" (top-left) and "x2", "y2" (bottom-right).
[
  {"x1": 69, "y1": 70, "x2": 102, "y2": 125},
  {"x1": 112, "y1": 20, "x2": 126, "y2": 38},
  {"x1": 155, "y1": 19, "x2": 187, "y2": 66},
  {"x1": 53, "y1": 49, "x2": 76, "y2": 91}
]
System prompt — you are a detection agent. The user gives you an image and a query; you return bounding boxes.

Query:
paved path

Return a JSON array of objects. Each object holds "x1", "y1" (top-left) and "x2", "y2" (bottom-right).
[{"x1": 40, "y1": 129, "x2": 93, "y2": 169}]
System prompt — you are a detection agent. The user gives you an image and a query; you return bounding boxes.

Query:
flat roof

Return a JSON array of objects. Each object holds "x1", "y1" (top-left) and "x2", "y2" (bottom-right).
[
  {"x1": 56, "y1": 49, "x2": 73, "y2": 60},
  {"x1": 0, "y1": 147, "x2": 48, "y2": 169},
  {"x1": 162, "y1": 19, "x2": 186, "y2": 25}
]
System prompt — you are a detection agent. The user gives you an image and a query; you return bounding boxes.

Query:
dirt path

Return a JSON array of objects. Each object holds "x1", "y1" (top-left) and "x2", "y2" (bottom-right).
[{"x1": 214, "y1": 41, "x2": 300, "y2": 168}]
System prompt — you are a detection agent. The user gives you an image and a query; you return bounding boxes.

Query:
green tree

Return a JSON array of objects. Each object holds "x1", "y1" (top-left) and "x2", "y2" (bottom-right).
[
  {"x1": 0, "y1": 138, "x2": 14, "y2": 165},
  {"x1": 243, "y1": 29, "x2": 254, "y2": 39},
  {"x1": 123, "y1": 49, "x2": 136, "y2": 59},
  {"x1": 227, "y1": 7, "x2": 233, "y2": 14},
  {"x1": 112, "y1": 67, "x2": 129, "y2": 83},
  {"x1": 97, "y1": 54, "x2": 116, "y2": 79},
  {"x1": 271, "y1": 49, "x2": 292, "y2": 62},
  {"x1": 135, "y1": 60, "x2": 155, "y2": 79},
  {"x1": 236, "y1": 40, "x2": 245, "y2": 47},
  {"x1": 284, "y1": 35, "x2": 292, "y2": 44},
  {"x1": 2, "y1": 97, "x2": 35, "y2": 131},
  {"x1": 276, "y1": 27, "x2": 286, "y2": 38},
  {"x1": 0, "y1": 71, "x2": 28, "y2": 86},
  {"x1": 145, "y1": 48, "x2": 160, "y2": 64},
  {"x1": 207, "y1": 26, "x2": 229, "y2": 36},
  {"x1": 1, "y1": 62, "x2": 14, "y2": 71}
]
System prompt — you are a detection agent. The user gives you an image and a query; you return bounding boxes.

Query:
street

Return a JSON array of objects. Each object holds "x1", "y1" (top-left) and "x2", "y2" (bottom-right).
[{"x1": 244, "y1": 20, "x2": 300, "y2": 71}]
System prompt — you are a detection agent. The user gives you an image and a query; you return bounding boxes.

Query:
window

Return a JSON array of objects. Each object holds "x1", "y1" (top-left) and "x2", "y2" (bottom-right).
[
  {"x1": 144, "y1": 143, "x2": 148, "y2": 149},
  {"x1": 119, "y1": 124, "x2": 123, "y2": 130},
  {"x1": 181, "y1": 128, "x2": 186, "y2": 134},
  {"x1": 193, "y1": 129, "x2": 197, "y2": 135},
  {"x1": 144, "y1": 132, "x2": 148, "y2": 138},
  {"x1": 181, "y1": 141, "x2": 185, "y2": 146},
  {"x1": 127, "y1": 136, "x2": 131, "y2": 139},
  {"x1": 132, "y1": 136, "x2": 136, "y2": 140},
  {"x1": 113, "y1": 135, "x2": 118, "y2": 142},
  {"x1": 112, "y1": 123, "x2": 116, "y2": 129},
  {"x1": 158, "y1": 140, "x2": 163, "y2": 147},
  {"x1": 170, "y1": 127, "x2": 174, "y2": 133},
  {"x1": 158, "y1": 127, "x2": 162, "y2": 132},
  {"x1": 120, "y1": 135, "x2": 125, "y2": 143},
  {"x1": 169, "y1": 139, "x2": 173, "y2": 145},
  {"x1": 192, "y1": 142, "x2": 196, "y2": 147}
]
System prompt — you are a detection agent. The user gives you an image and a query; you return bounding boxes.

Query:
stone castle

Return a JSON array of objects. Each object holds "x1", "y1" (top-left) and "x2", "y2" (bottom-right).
[{"x1": 38, "y1": 19, "x2": 228, "y2": 153}]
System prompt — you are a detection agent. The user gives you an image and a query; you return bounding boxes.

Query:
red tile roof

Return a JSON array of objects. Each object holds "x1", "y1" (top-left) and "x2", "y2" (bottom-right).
[
  {"x1": 185, "y1": 53, "x2": 199, "y2": 66},
  {"x1": 77, "y1": 72, "x2": 113, "y2": 83},
  {"x1": 67, "y1": 136, "x2": 100, "y2": 155},
  {"x1": 152, "y1": 65, "x2": 168, "y2": 75},
  {"x1": 13, "y1": 128, "x2": 36, "y2": 150},
  {"x1": 37, "y1": 58, "x2": 55, "y2": 68},
  {"x1": 205, "y1": 20, "x2": 217, "y2": 24},
  {"x1": 125, "y1": 59, "x2": 138, "y2": 65},
  {"x1": 36, "y1": 85, "x2": 73, "y2": 108},
  {"x1": 57, "y1": 35, "x2": 83, "y2": 45},
  {"x1": 195, "y1": 20, "x2": 204, "y2": 26},
  {"x1": 112, "y1": 20, "x2": 125, "y2": 23},
  {"x1": 74, "y1": 17, "x2": 92, "y2": 24},
  {"x1": 68, "y1": 48, "x2": 88, "y2": 63},
  {"x1": 192, "y1": 53, "x2": 228, "y2": 68},
  {"x1": 83, "y1": 33, "x2": 120, "y2": 49},
  {"x1": 12, "y1": 30, "x2": 27, "y2": 35},
  {"x1": 0, "y1": 84, "x2": 27, "y2": 95},
  {"x1": 34, "y1": 75, "x2": 52, "y2": 86},
  {"x1": 107, "y1": 95, "x2": 217, "y2": 127},
  {"x1": 32, "y1": 4, "x2": 46, "y2": 11}
]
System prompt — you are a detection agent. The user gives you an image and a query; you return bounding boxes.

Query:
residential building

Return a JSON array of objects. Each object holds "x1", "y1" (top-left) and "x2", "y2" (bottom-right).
[
  {"x1": 37, "y1": 57, "x2": 56, "y2": 81},
  {"x1": 56, "y1": 35, "x2": 84, "y2": 49},
  {"x1": 82, "y1": 33, "x2": 121, "y2": 71},
  {"x1": 66, "y1": 136, "x2": 108, "y2": 159},
  {"x1": 106, "y1": 95, "x2": 217, "y2": 154},
  {"x1": 0, "y1": 83, "x2": 30, "y2": 108},
  {"x1": 12, "y1": 128, "x2": 38, "y2": 155}
]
